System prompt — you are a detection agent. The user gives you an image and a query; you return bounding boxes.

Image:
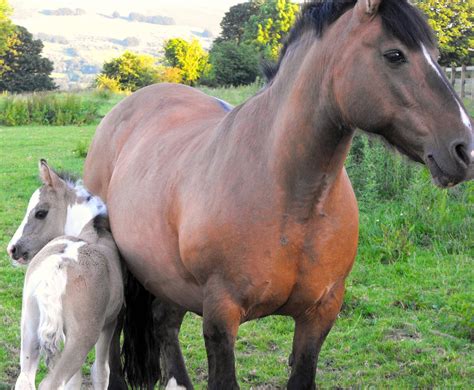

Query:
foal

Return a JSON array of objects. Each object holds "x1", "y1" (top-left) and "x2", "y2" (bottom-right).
[{"x1": 7, "y1": 160, "x2": 123, "y2": 390}]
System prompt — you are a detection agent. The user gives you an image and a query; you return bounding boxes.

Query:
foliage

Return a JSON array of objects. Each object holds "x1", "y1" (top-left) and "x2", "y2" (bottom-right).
[
  {"x1": 163, "y1": 38, "x2": 209, "y2": 85},
  {"x1": 40, "y1": 8, "x2": 86, "y2": 16},
  {"x1": 415, "y1": 0, "x2": 473, "y2": 65},
  {"x1": 155, "y1": 65, "x2": 183, "y2": 84},
  {"x1": 244, "y1": 0, "x2": 299, "y2": 60},
  {"x1": 96, "y1": 74, "x2": 122, "y2": 94},
  {"x1": 0, "y1": 93, "x2": 98, "y2": 126},
  {"x1": 0, "y1": 26, "x2": 56, "y2": 93},
  {"x1": 127, "y1": 12, "x2": 175, "y2": 25},
  {"x1": 209, "y1": 41, "x2": 259, "y2": 86},
  {"x1": 0, "y1": 0, "x2": 13, "y2": 56},
  {"x1": 217, "y1": 2, "x2": 260, "y2": 44},
  {"x1": 98, "y1": 51, "x2": 157, "y2": 92}
]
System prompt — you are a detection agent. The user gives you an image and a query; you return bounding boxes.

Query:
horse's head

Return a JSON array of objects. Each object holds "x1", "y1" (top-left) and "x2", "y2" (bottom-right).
[
  {"x1": 7, "y1": 160, "x2": 106, "y2": 265},
  {"x1": 331, "y1": 0, "x2": 473, "y2": 187}
]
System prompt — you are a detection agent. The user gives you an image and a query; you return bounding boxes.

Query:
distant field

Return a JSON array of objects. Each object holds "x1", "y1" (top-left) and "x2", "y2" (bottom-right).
[{"x1": 0, "y1": 87, "x2": 472, "y2": 388}]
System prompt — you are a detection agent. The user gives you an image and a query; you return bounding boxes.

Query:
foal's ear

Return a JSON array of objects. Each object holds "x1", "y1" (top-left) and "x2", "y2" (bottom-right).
[
  {"x1": 355, "y1": 0, "x2": 382, "y2": 21},
  {"x1": 39, "y1": 159, "x2": 63, "y2": 189}
]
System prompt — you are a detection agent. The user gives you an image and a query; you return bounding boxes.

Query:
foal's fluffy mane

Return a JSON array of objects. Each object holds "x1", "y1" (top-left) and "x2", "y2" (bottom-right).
[
  {"x1": 264, "y1": 0, "x2": 436, "y2": 82},
  {"x1": 46, "y1": 170, "x2": 110, "y2": 232}
]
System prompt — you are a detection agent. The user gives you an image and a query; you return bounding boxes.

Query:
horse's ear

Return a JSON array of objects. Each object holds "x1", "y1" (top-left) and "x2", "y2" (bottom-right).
[
  {"x1": 39, "y1": 159, "x2": 63, "y2": 188},
  {"x1": 355, "y1": 0, "x2": 382, "y2": 21}
]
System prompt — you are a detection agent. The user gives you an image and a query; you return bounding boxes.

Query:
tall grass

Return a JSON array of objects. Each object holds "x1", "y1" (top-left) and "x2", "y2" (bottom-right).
[{"x1": 0, "y1": 93, "x2": 99, "y2": 126}]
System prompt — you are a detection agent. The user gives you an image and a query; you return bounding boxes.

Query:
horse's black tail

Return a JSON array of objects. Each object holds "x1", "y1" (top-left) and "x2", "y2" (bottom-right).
[{"x1": 122, "y1": 270, "x2": 161, "y2": 389}]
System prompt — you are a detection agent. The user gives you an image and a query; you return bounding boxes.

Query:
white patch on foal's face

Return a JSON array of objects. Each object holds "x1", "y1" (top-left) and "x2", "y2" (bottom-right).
[
  {"x1": 421, "y1": 44, "x2": 472, "y2": 132},
  {"x1": 64, "y1": 184, "x2": 106, "y2": 236},
  {"x1": 7, "y1": 189, "x2": 41, "y2": 255}
]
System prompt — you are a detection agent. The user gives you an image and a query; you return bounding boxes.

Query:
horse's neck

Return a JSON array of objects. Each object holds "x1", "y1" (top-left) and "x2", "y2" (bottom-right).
[{"x1": 241, "y1": 33, "x2": 354, "y2": 219}]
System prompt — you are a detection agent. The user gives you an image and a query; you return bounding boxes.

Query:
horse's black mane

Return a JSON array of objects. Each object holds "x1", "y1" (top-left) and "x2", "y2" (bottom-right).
[{"x1": 264, "y1": 0, "x2": 436, "y2": 82}]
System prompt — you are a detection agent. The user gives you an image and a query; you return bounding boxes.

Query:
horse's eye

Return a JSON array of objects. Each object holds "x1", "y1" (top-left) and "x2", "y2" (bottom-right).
[
  {"x1": 384, "y1": 50, "x2": 406, "y2": 65},
  {"x1": 35, "y1": 210, "x2": 48, "y2": 220}
]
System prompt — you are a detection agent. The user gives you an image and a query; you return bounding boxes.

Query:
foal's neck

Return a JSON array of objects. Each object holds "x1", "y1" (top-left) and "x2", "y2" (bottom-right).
[{"x1": 259, "y1": 32, "x2": 354, "y2": 220}]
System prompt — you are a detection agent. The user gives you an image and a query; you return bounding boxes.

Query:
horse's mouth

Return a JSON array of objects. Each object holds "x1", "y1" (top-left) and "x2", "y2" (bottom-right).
[
  {"x1": 425, "y1": 155, "x2": 463, "y2": 188},
  {"x1": 11, "y1": 257, "x2": 29, "y2": 267}
]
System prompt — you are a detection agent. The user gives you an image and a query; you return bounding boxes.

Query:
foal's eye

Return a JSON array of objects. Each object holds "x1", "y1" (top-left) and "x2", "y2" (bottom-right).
[
  {"x1": 35, "y1": 210, "x2": 48, "y2": 220},
  {"x1": 384, "y1": 50, "x2": 407, "y2": 65}
]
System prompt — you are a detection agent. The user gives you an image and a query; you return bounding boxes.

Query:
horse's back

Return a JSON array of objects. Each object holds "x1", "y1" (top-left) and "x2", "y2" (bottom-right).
[{"x1": 84, "y1": 83, "x2": 228, "y2": 199}]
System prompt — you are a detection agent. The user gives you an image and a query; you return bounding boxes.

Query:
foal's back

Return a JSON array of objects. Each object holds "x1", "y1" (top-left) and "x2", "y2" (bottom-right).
[{"x1": 25, "y1": 230, "x2": 122, "y2": 348}]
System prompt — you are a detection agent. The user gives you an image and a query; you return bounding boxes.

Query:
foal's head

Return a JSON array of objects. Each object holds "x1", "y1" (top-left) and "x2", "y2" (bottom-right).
[
  {"x1": 271, "y1": 0, "x2": 473, "y2": 187},
  {"x1": 7, "y1": 160, "x2": 106, "y2": 265}
]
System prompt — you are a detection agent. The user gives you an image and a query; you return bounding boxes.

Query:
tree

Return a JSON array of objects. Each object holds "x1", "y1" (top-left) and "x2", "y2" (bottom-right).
[
  {"x1": 0, "y1": 0, "x2": 13, "y2": 56},
  {"x1": 244, "y1": 0, "x2": 299, "y2": 60},
  {"x1": 218, "y1": 2, "x2": 260, "y2": 44},
  {"x1": 163, "y1": 38, "x2": 209, "y2": 85},
  {"x1": 0, "y1": 26, "x2": 56, "y2": 93},
  {"x1": 209, "y1": 41, "x2": 259, "y2": 86},
  {"x1": 415, "y1": 0, "x2": 473, "y2": 65},
  {"x1": 99, "y1": 51, "x2": 157, "y2": 92}
]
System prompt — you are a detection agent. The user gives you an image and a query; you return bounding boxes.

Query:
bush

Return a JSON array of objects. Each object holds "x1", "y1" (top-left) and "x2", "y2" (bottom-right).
[
  {"x1": 209, "y1": 41, "x2": 259, "y2": 86},
  {"x1": 0, "y1": 93, "x2": 99, "y2": 126},
  {"x1": 155, "y1": 66, "x2": 183, "y2": 84},
  {"x1": 98, "y1": 51, "x2": 158, "y2": 92},
  {"x1": 96, "y1": 74, "x2": 123, "y2": 93}
]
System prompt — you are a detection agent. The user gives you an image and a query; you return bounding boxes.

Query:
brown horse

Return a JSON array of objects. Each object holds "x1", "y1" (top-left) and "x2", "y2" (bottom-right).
[{"x1": 84, "y1": 0, "x2": 473, "y2": 388}]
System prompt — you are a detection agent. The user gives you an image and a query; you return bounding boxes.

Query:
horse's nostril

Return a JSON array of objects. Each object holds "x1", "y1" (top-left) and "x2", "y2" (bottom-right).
[
  {"x1": 453, "y1": 143, "x2": 470, "y2": 167},
  {"x1": 10, "y1": 245, "x2": 16, "y2": 255}
]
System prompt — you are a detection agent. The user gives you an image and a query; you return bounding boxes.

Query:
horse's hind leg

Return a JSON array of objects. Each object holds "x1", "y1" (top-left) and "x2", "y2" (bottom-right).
[
  {"x1": 107, "y1": 308, "x2": 127, "y2": 390},
  {"x1": 38, "y1": 329, "x2": 98, "y2": 390},
  {"x1": 202, "y1": 283, "x2": 241, "y2": 390},
  {"x1": 91, "y1": 319, "x2": 117, "y2": 390},
  {"x1": 287, "y1": 282, "x2": 345, "y2": 390},
  {"x1": 152, "y1": 300, "x2": 193, "y2": 389},
  {"x1": 64, "y1": 371, "x2": 82, "y2": 390},
  {"x1": 15, "y1": 298, "x2": 40, "y2": 390}
]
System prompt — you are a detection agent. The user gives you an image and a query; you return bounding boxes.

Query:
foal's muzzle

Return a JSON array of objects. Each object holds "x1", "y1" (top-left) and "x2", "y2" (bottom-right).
[{"x1": 7, "y1": 244, "x2": 29, "y2": 264}]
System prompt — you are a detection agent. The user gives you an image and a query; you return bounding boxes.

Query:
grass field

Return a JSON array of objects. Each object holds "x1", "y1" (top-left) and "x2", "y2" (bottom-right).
[{"x1": 0, "y1": 88, "x2": 472, "y2": 388}]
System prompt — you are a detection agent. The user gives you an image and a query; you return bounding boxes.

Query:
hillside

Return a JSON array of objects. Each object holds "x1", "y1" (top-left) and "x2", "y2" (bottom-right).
[{"x1": 9, "y1": 1, "x2": 235, "y2": 90}]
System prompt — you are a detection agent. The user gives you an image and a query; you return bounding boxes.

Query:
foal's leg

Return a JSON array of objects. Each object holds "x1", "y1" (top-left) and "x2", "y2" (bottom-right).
[
  {"x1": 64, "y1": 371, "x2": 82, "y2": 390},
  {"x1": 287, "y1": 283, "x2": 345, "y2": 390},
  {"x1": 15, "y1": 298, "x2": 40, "y2": 390},
  {"x1": 152, "y1": 300, "x2": 193, "y2": 389},
  {"x1": 38, "y1": 329, "x2": 99, "y2": 390},
  {"x1": 91, "y1": 320, "x2": 117, "y2": 390},
  {"x1": 202, "y1": 283, "x2": 242, "y2": 390}
]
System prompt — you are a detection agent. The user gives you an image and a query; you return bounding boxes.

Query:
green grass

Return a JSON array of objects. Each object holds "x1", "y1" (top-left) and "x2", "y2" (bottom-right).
[{"x1": 0, "y1": 89, "x2": 472, "y2": 388}]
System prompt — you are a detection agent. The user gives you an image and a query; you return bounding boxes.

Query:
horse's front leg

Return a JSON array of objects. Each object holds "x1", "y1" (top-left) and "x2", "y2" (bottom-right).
[
  {"x1": 152, "y1": 300, "x2": 193, "y2": 389},
  {"x1": 202, "y1": 279, "x2": 241, "y2": 390},
  {"x1": 15, "y1": 298, "x2": 41, "y2": 390},
  {"x1": 287, "y1": 282, "x2": 345, "y2": 390}
]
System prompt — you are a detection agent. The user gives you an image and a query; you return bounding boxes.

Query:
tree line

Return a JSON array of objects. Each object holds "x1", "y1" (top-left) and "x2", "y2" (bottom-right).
[
  {"x1": 0, "y1": 0, "x2": 56, "y2": 92},
  {"x1": 0, "y1": 0, "x2": 472, "y2": 93}
]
